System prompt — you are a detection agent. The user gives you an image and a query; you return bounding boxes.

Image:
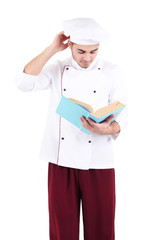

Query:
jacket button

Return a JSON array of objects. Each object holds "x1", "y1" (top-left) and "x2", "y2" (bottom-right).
[
  {"x1": 66, "y1": 68, "x2": 69, "y2": 70},
  {"x1": 98, "y1": 67, "x2": 101, "y2": 70},
  {"x1": 63, "y1": 89, "x2": 66, "y2": 91},
  {"x1": 93, "y1": 90, "x2": 96, "y2": 93},
  {"x1": 61, "y1": 137, "x2": 64, "y2": 140},
  {"x1": 88, "y1": 140, "x2": 91, "y2": 143}
]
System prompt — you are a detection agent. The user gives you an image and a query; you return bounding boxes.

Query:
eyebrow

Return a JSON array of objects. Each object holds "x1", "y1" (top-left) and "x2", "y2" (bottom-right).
[{"x1": 77, "y1": 48, "x2": 98, "y2": 53}]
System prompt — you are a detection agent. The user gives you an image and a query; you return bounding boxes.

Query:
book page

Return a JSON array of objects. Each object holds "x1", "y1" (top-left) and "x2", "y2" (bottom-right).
[
  {"x1": 94, "y1": 101, "x2": 124, "y2": 118},
  {"x1": 69, "y1": 98, "x2": 94, "y2": 114}
]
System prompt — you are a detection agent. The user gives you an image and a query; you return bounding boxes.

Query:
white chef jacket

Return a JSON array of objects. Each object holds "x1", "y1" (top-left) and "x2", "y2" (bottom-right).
[{"x1": 15, "y1": 56, "x2": 128, "y2": 170}]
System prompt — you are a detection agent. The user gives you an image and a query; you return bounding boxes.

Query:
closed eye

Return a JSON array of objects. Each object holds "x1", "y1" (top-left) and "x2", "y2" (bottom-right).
[
  {"x1": 77, "y1": 48, "x2": 98, "y2": 54},
  {"x1": 78, "y1": 50, "x2": 98, "y2": 54},
  {"x1": 90, "y1": 48, "x2": 98, "y2": 54},
  {"x1": 90, "y1": 51, "x2": 97, "y2": 54},
  {"x1": 78, "y1": 51, "x2": 85, "y2": 54}
]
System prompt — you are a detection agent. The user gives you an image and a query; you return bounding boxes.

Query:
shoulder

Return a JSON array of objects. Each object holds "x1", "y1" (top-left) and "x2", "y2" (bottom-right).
[
  {"x1": 98, "y1": 59, "x2": 125, "y2": 80},
  {"x1": 98, "y1": 59, "x2": 126, "y2": 86},
  {"x1": 41, "y1": 58, "x2": 71, "y2": 76},
  {"x1": 98, "y1": 58, "x2": 120, "y2": 72}
]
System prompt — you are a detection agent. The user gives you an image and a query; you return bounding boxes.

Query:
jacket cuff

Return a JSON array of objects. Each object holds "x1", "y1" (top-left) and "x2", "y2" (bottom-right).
[{"x1": 15, "y1": 70, "x2": 38, "y2": 92}]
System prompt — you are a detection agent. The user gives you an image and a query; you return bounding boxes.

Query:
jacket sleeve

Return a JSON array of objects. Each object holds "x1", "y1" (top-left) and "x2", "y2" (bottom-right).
[
  {"x1": 15, "y1": 64, "x2": 55, "y2": 92},
  {"x1": 109, "y1": 65, "x2": 128, "y2": 139}
]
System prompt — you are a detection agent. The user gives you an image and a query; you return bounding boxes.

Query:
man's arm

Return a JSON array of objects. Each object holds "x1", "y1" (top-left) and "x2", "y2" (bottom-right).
[{"x1": 24, "y1": 31, "x2": 69, "y2": 75}]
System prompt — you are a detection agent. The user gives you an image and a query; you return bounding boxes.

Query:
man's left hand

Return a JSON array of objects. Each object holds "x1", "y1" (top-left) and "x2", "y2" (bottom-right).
[{"x1": 80, "y1": 114, "x2": 119, "y2": 135}]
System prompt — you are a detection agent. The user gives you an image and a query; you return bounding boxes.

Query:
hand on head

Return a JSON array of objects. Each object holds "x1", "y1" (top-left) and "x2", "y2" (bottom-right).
[{"x1": 51, "y1": 31, "x2": 70, "y2": 53}]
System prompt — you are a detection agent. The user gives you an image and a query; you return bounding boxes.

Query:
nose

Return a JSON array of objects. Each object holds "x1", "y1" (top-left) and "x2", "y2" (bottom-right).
[{"x1": 83, "y1": 53, "x2": 91, "y2": 61}]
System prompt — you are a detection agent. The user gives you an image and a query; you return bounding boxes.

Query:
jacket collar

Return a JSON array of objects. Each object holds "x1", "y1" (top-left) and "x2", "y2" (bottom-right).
[{"x1": 69, "y1": 56, "x2": 100, "y2": 71}]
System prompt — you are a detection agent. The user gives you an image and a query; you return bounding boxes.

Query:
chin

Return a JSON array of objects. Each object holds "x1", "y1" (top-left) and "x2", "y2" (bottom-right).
[
  {"x1": 81, "y1": 65, "x2": 90, "y2": 69},
  {"x1": 80, "y1": 62, "x2": 91, "y2": 68}
]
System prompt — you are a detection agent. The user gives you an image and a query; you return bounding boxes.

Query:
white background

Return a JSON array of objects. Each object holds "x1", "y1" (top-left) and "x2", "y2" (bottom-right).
[{"x1": 0, "y1": 0, "x2": 161, "y2": 239}]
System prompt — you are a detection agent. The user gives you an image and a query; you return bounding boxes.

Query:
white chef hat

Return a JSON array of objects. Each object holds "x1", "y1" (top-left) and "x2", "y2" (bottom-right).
[{"x1": 63, "y1": 18, "x2": 109, "y2": 45}]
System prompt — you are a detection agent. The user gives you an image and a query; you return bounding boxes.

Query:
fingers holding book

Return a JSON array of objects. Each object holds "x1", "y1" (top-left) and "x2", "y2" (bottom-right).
[{"x1": 80, "y1": 114, "x2": 117, "y2": 135}]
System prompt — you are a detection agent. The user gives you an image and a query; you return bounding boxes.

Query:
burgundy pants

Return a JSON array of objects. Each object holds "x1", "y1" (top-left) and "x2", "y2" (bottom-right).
[{"x1": 48, "y1": 163, "x2": 115, "y2": 240}]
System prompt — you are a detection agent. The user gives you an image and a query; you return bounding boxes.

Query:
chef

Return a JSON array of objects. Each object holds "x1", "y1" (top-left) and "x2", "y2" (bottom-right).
[{"x1": 15, "y1": 18, "x2": 128, "y2": 240}]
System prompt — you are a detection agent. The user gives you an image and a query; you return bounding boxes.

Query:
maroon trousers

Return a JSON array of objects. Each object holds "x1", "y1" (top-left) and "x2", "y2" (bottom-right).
[{"x1": 48, "y1": 163, "x2": 115, "y2": 240}]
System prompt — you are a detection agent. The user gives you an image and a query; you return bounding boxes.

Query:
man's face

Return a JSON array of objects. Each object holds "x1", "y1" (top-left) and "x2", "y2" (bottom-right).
[{"x1": 68, "y1": 41, "x2": 99, "y2": 69}]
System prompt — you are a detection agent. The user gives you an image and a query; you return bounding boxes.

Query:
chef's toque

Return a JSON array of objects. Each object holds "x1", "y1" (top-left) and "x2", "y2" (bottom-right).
[{"x1": 63, "y1": 18, "x2": 109, "y2": 45}]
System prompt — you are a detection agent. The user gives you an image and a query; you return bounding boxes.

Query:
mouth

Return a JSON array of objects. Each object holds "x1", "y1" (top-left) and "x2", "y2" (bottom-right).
[{"x1": 81, "y1": 61, "x2": 91, "y2": 66}]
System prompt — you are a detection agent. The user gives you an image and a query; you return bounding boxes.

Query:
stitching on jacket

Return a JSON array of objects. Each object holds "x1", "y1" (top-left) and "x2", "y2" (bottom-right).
[{"x1": 57, "y1": 66, "x2": 66, "y2": 165}]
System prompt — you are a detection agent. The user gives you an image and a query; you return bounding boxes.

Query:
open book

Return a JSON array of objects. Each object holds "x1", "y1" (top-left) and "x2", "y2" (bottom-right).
[{"x1": 56, "y1": 96, "x2": 126, "y2": 134}]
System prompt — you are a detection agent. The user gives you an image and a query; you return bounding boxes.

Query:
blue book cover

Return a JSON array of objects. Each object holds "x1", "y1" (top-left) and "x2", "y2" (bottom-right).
[{"x1": 56, "y1": 96, "x2": 126, "y2": 134}]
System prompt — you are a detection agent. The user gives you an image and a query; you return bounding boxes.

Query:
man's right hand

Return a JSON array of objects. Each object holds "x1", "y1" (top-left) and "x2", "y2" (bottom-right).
[
  {"x1": 50, "y1": 31, "x2": 70, "y2": 54},
  {"x1": 24, "y1": 31, "x2": 70, "y2": 75}
]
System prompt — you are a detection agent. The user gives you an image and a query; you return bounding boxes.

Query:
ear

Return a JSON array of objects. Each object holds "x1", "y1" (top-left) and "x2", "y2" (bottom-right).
[{"x1": 68, "y1": 40, "x2": 72, "y2": 49}]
